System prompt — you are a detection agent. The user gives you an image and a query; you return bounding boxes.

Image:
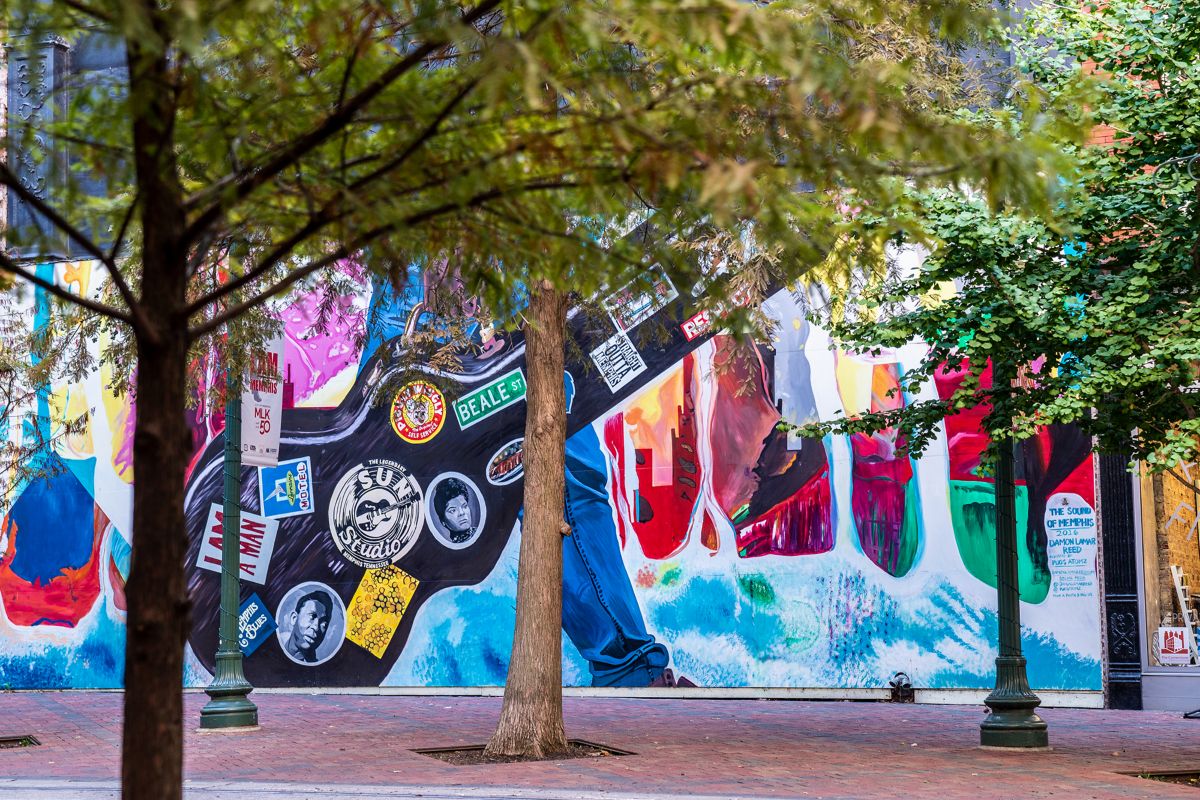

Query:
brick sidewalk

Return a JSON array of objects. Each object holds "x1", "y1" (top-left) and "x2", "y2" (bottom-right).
[{"x1": 1, "y1": 692, "x2": 1198, "y2": 799}]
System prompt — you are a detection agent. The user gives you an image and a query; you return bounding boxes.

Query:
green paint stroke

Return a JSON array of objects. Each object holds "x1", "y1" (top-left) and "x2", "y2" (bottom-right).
[
  {"x1": 891, "y1": 478, "x2": 923, "y2": 578},
  {"x1": 737, "y1": 573, "x2": 776, "y2": 605},
  {"x1": 949, "y1": 480, "x2": 1050, "y2": 604},
  {"x1": 660, "y1": 565, "x2": 682, "y2": 586}
]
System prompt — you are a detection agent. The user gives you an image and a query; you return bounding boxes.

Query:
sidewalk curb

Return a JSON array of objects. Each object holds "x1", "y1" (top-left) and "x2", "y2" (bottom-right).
[{"x1": 0, "y1": 780, "x2": 783, "y2": 800}]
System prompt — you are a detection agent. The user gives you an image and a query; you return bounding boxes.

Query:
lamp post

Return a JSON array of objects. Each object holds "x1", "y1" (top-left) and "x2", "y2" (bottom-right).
[
  {"x1": 199, "y1": 368, "x2": 259, "y2": 729},
  {"x1": 980, "y1": 361, "x2": 1047, "y2": 748}
]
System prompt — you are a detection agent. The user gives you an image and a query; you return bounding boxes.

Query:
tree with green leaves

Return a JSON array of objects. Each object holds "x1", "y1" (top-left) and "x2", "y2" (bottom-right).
[
  {"x1": 1, "y1": 0, "x2": 1065, "y2": 794},
  {"x1": 797, "y1": 0, "x2": 1199, "y2": 469}
]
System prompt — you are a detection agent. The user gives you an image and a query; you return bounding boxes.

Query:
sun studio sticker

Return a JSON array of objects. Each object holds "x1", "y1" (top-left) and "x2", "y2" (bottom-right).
[
  {"x1": 328, "y1": 459, "x2": 424, "y2": 569},
  {"x1": 390, "y1": 380, "x2": 446, "y2": 444}
]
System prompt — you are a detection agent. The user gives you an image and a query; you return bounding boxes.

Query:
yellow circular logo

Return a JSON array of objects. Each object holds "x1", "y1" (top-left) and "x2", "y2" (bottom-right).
[{"x1": 390, "y1": 381, "x2": 446, "y2": 444}]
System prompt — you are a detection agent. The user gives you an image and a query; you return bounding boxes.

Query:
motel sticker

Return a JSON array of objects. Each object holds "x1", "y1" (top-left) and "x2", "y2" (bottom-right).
[{"x1": 258, "y1": 457, "x2": 314, "y2": 519}]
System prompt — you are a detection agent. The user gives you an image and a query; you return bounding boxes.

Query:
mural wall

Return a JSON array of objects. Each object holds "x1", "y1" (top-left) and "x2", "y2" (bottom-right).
[{"x1": 0, "y1": 260, "x2": 1103, "y2": 691}]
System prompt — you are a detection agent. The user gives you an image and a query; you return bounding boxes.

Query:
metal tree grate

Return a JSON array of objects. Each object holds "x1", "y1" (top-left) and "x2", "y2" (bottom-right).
[{"x1": 0, "y1": 735, "x2": 41, "y2": 749}]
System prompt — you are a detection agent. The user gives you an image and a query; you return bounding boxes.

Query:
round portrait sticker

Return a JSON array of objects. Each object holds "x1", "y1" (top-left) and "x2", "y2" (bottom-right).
[
  {"x1": 328, "y1": 459, "x2": 424, "y2": 568},
  {"x1": 390, "y1": 381, "x2": 446, "y2": 444},
  {"x1": 275, "y1": 581, "x2": 346, "y2": 666},
  {"x1": 425, "y1": 472, "x2": 487, "y2": 550}
]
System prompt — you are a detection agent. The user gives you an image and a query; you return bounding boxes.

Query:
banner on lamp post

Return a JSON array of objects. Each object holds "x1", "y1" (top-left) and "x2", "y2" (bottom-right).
[{"x1": 240, "y1": 331, "x2": 285, "y2": 467}]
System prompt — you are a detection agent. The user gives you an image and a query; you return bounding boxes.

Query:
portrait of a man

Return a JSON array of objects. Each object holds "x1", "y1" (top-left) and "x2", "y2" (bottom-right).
[{"x1": 276, "y1": 582, "x2": 345, "y2": 665}]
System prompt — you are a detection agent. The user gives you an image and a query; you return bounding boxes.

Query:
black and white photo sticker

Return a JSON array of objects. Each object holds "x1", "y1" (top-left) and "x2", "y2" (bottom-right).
[
  {"x1": 424, "y1": 472, "x2": 487, "y2": 550},
  {"x1": 275, "y1": 581, "x2": 346, "y2": 667}
]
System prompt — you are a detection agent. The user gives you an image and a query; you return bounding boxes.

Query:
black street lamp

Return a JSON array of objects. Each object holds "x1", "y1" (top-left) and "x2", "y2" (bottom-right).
[
  {"x1": 980, "y1": 364, "x2": 1048, "y2": 748},
  {"x1": 199, "y1": 369, "x2": 259, "y2": 729}
]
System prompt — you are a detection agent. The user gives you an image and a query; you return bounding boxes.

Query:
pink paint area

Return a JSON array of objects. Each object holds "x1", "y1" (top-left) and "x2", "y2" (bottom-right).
[
  {"x1": 735, "y1": 463, "x2": 833, "y2": 557},
  {"x1": 849, "y1": 470, "x2": 908, "y2": 570},
  {"x1": 111, "y1": 369, "x2": 136, "y2": 481},
  {"x1": 843, "y1": 360, "x2": 920, "y2": 574},
  {"x1": 184, "y1": 353, "x2": 228, "y2": 481},
  {"x1": 706, "y1": 339, "x2": 781, "y2": 520},
  {"x1": 280, "y1": 278, "x2": 366, "y2": 408}
]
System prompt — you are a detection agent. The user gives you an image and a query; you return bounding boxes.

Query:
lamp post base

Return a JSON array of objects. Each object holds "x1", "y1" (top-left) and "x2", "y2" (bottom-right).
[
  {"x1": 980, "y1": 655, "x2": 1048, "y2": 748},
  {"x1": 199, "y1": 691, "x2": 258, "y2": 730},
  {"x1": 200, "y1": 649, "x2": 258, "y2": 729},
  {"x1": 979, "y1": 712, "x2": 1049, "y2": 748}
]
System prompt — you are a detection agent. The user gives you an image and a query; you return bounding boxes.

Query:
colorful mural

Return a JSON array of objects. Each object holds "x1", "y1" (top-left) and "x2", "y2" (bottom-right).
[{"x1": 0, "y1": 260, "x2": 1102, "y2": 692}]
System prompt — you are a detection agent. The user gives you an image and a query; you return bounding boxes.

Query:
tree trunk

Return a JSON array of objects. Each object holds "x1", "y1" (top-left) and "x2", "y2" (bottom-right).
[
  {"x1": 121, "y1": 15, "x2": 192, "y2": 798},
  {"x1": 485, "y1": 281, "x2": 571, "y2": 759},
  {"x1": 122, "y1": 326, "x2": 192, "y2": 800}
]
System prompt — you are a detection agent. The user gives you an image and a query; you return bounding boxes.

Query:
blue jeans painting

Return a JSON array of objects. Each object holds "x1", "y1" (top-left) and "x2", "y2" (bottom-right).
[{"x1": 562, "y1": 425, "x2": 669, "y2": 687}]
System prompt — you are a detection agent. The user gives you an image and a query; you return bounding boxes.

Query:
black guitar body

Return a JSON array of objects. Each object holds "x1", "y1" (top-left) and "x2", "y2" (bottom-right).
[{"x1": 184, "y1": 289, "x2": 730, "y2": 687}]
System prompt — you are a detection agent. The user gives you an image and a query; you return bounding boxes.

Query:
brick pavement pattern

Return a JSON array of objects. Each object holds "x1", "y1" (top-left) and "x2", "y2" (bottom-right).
[{"x1": 1, "y1": 692, "x2": 1198, "y2": 798}]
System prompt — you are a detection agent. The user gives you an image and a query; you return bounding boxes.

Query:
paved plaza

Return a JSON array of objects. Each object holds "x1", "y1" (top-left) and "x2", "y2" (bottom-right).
[{"x1": 1, "y1": 693, "x2": 1198, "y2": 798}]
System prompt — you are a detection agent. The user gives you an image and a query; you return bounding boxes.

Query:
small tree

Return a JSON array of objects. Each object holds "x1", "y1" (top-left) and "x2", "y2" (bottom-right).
[
  {"x1": 796, "y1": 0, "x2": 1200, "y2": 467},
  {"x1": 0, "y1": 0, "x2": 1067, "y2": 791},
  {"x1": 457, "y1": 2, "x2": 1068, "y2": 759}
]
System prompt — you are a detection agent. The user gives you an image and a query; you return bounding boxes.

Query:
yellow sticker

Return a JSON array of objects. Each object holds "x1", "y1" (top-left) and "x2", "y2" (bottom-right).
[
  {"x1": 346, "y1": 565, "x2": 419, "y2": 658},
  {"x1": 389, "y1": 381, "x2": 446, "y2": 444}
]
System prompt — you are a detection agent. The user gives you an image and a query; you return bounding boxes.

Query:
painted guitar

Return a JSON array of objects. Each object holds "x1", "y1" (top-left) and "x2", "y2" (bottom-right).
[{"x1": 185, "y1": 275, "x2": 740, "y2": 687}]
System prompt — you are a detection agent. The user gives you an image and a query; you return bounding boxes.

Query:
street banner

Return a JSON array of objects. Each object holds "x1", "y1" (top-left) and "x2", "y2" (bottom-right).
[{"x1": 241, "y1": 330, "x2": 285, "y2": 467}]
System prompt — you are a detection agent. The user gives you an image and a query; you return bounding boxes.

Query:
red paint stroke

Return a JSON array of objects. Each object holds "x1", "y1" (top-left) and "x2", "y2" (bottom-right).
[
  {"x1": 736, "y1": 463, "x2": 833, "y2": 557},
  {"x1": 603, "y1": 413, "x2": 633, "y2": 550},
  {"x1": 625, "y1": 355, "x2": 702, "y2": 560},
  {"x1": 846, "y1": 361, "x2": 918, "y2": 575},
  {"x1": 935, "y1": 358, "x2": 998, "y2": 484}
]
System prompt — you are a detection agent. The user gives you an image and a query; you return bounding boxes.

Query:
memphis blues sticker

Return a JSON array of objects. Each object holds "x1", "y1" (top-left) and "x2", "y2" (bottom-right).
[{"x1": 238, "y1": 592, "x2": 277, "y2": 656}]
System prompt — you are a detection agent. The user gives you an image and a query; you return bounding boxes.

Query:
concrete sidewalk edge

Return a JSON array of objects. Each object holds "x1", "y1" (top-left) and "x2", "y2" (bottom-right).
[{"x1": 0, "y1": 780, "x2": 780, "y2": 800}]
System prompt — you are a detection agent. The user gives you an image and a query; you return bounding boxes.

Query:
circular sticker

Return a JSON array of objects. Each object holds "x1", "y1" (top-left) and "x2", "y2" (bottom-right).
[
  {"x1": 275, "y1": 581, "x2": 346, "y2": 666},
  {"x1": 328, "y1": 459, "x2": 424, "y2": 568},
  {"x1": 485, "y1": 438, "x2": 524, "y2": 486},
  {"x1": 425, "y1": 472, "x2": 487, "y2": 550},
  {"x1": 390, "y1": 381, "x2": 446, "y2": 444}
]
